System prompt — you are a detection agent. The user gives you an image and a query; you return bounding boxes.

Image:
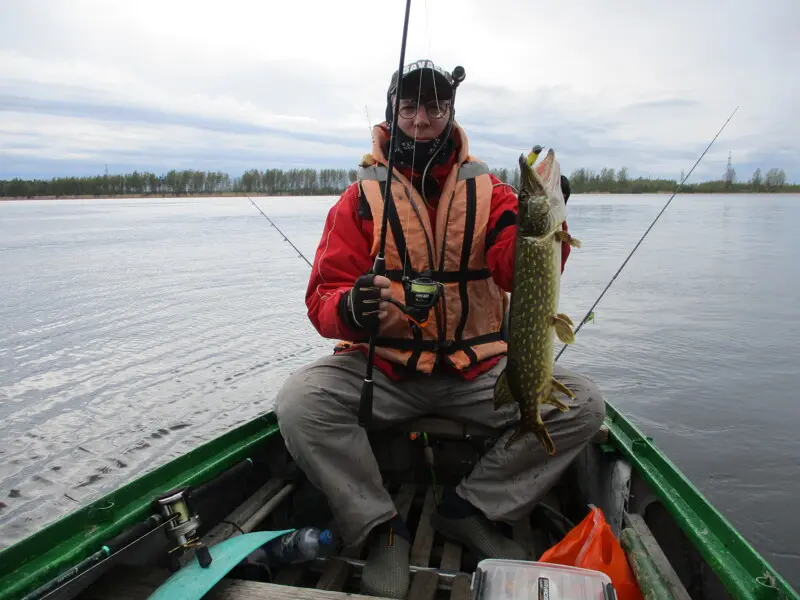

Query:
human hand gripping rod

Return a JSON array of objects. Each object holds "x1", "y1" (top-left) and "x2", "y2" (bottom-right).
[{"x1": 357, "y1": 0, "x2": 413, "y2": 427}]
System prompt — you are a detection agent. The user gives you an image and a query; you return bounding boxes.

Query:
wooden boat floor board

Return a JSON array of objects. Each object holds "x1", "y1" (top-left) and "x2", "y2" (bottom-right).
[{"x1": 77, "y1": 565, "x2": 387, "y2": 600}]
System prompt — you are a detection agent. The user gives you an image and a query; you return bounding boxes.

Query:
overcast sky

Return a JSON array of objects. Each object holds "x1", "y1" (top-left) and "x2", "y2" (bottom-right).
[{"x1": 1, "y1": 0, "x2": 797, "y2": 182}]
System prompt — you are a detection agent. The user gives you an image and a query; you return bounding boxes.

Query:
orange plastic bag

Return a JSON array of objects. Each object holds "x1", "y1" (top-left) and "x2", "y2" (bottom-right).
[{"x1": 539, "y1": 507, "x2": 643, "y2": 600}]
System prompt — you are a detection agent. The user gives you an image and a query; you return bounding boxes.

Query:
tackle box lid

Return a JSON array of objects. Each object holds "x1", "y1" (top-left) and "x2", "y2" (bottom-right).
[{"x1": 470, "y1": 559, "x2": 617, "y2": 600}]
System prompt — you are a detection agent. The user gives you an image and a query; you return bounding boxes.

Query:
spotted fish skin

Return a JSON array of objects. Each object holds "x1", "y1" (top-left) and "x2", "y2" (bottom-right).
[{"x1": 493, "y1": 148, "x2": 581, "y2": 455}]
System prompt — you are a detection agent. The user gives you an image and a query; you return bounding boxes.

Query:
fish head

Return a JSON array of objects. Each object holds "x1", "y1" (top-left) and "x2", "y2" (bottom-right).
[
  {"x1": 517, "y1": 153, "x2": 554, "y2": 237},
  {"x1": 517, "y1": 149, "x2": 566, "y2": 238}
]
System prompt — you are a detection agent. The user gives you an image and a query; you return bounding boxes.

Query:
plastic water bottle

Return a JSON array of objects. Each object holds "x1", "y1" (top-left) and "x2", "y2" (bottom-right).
[
  {"x1": 239, "y1": 527, "x2": 335, "y2": 571},
  {"x1": 266, "y1": 527, "x2": 335, "y2": 565}
]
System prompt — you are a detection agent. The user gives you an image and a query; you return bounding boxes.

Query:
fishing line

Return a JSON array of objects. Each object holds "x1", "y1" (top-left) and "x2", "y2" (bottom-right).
[
  {"x1": 554, "y1": 106, "x2": 739, "y2": 363},
  {"x1": 364, "y1": 104, "x2": 373, "y2": 133},
  {"x1": 247, "y1": 196, "x2": 313, "y2": 268}
]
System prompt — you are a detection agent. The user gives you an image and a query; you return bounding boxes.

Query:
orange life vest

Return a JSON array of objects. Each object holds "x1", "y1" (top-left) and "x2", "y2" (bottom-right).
[{"x1": 335, "y1": 123, "x2": 509, "y2": 374}]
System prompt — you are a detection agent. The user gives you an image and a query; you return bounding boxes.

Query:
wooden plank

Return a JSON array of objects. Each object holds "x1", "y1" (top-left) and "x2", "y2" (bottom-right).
[
  {"x1": 624, "y1": 514, "x2": 692, "y2": 600},
  {"x1": 450, "y1": 573, "x2": 473, "y2": 600},
  {"x1": 410, "y1": 486, "x2": 437, "y2": 567},
  {"x1": 203, "y1": 478, "x2": 286, "y2": 540},
  {"x1": 439, "y1": 541, "x2": 462, "y2": 571},
  {"x1": 315, "y1": 558, "x2": 351, "y2": 591},
  {"x1": 80, "y1": 564, "x2": 386, "y2": 600},
  {"x1": 393, "y1": 483, "x2": 417, "y2": 522},
  {"x1": 406, "y1": 570, "x2": 439, "y2": 600},
  {"x1": 206, "y1": 582, "x2": 384, "y2": 600}
]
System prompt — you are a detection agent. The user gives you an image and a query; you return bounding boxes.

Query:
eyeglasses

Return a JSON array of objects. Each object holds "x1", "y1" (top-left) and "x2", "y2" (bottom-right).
[{"x1": 398, "y1": 100, "x2": 451, "y2": 120}]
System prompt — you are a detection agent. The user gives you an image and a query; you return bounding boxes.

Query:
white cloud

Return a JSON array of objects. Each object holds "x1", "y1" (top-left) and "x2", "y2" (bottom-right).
[{"x1": 0, "y1": 0, "x2": 798, "y2": 181}]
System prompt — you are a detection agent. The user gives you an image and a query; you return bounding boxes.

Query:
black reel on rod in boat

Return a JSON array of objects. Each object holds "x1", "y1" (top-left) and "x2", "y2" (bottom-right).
[{"x1": 387, "y1": 273, "x2": 443, "y2": 327}]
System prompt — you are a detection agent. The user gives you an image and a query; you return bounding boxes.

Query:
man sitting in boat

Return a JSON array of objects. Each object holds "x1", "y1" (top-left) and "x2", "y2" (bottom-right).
[{"x1": 274, "y1": 59, "x2": 606, "y2": 598}]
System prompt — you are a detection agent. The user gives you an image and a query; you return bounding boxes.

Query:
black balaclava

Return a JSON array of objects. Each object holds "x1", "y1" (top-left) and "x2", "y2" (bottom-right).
[{"x1": 384, "y1": 60, "x2": 457, "y2": 173}]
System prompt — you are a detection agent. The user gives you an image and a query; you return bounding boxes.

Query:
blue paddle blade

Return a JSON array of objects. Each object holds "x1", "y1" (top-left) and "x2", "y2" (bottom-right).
[{"x1": 147, "y1": 529, "x2": 295, "y2": 600}]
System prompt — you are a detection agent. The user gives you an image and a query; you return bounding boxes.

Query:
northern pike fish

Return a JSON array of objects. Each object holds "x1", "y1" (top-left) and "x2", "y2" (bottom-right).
[{"x1": 494, "y1": 147, "x2": 581, "y2": 455}]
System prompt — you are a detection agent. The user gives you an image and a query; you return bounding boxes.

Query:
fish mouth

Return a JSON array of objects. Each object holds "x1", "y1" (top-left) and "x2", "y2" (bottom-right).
[{"x1": 518, "y1": 153, "x2": 545, "y2": 197}]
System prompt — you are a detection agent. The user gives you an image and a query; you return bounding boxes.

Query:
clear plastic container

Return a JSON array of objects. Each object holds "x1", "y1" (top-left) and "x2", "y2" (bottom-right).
[{"x1": 471, "y1": 559, "x2": 616, "y2": 600}]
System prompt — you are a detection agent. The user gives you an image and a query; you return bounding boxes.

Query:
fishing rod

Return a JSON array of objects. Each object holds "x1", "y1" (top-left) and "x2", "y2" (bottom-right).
[
  {"x1": 554, "y1": 105, "x2": 739, "y2": 363},
  {"x1": 247, "y1": 196, "x2": 312, "y2": 268},
  {"x1": 357, "y1": 0, "x2": 414, "y2": 428}
]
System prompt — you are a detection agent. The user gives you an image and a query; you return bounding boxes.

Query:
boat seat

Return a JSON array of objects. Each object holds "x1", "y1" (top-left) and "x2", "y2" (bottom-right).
[
  {"x1": 391, "y1": 415, "x2": 502, "y2": 439},
  {"x1": 386, "y1": 415, "x2": 609, "y2": 444}
]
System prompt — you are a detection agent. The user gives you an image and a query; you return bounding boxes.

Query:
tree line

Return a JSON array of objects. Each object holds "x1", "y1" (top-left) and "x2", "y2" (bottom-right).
[
  {"x1": 0, "y1": 168, "x2": 358, "y2": 199},
  {"x1": 1, "y1": 165, "x2": 796, "y2": 199},
  {"x1": 489, "y1": 166, "x2": 795, "y2": 194}
]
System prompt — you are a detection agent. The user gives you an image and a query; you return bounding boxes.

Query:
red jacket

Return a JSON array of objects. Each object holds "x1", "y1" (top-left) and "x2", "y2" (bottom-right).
[{"x1": 305, "y1": 146, "x2": 572, "y2": 381}]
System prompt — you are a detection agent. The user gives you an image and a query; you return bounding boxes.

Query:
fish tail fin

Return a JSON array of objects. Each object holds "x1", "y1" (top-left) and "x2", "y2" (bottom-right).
[
  {"x1": 551, "y1": 377, "x2": 576, "y2": 401},
  {"x1": 554, "y1": 230, "x2": 582, "y2": 248},
  {"x1": 493, "y1": 369, "x2": 516, "y2": 410},
  {"x1": 552, "y1": 313, "x2": 576, "y2": 344},
  {"x1": 503, "y1": 426, "x2": 527, "y2": 450},
  {"x1": 534, "y1": 385, "x2": 559, "y2": 454},
  {"x1": 534, "y1": 426, "x2": 557, "y2": 456},
  {"x1": 505, "y1": 385, "x2": 559, "y2": 454}
]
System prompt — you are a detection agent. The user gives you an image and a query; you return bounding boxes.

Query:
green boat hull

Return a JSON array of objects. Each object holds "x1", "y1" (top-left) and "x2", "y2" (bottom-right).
[{"x1": 0, "y1": 403, "x2": 795, "y2": 600}]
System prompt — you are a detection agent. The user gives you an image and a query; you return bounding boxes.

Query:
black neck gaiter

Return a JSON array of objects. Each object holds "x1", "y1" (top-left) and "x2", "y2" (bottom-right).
[{"x1": 386, "y1": 125, "x2": 455, "y2": 173}]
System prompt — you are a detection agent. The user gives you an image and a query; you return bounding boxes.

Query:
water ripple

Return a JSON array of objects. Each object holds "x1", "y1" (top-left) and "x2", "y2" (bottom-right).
[{"x1": 1, "y1": 194, "x2": 798, "y2": 589}]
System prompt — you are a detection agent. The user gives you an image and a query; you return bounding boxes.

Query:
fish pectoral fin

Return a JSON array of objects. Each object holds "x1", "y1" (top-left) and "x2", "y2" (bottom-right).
[
  {"x1": 556, "y1": 313, "x2": 574, "y2": 326},
  {"x1": 493, "y1": 369, "x2": 516, "y2": 410},
  {"x1": 554, "y1": 230, "x2": 582, "y2": 248},
  {"x1": 552, "y1": 314, "x2": 576, "y2": 344},
  {"x1": 551, "y1": 377, "x2": 576, "y2": 400}
]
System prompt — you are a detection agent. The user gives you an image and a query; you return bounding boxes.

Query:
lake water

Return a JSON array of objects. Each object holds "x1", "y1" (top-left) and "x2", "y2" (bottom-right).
[{"x1": 1, "y1": 193, "x2": 798, "y2": 587}]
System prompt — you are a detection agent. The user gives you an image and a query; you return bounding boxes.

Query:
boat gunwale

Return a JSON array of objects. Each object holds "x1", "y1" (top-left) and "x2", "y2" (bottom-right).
[
  {"x1": 0, "y1": 414, "x2": 282, "y2": 600},
  {"x1": 605, "y1": 400, "x2": 797, "y2": 600}
]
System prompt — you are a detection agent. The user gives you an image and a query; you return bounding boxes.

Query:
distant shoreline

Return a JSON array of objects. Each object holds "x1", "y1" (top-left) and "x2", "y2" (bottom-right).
[
  {"x1": 2, "y1": 190, "x2": 799, "y2": 201},
  {"x1": 0, "y1": 192, "x2": 301, "y2": 201}
]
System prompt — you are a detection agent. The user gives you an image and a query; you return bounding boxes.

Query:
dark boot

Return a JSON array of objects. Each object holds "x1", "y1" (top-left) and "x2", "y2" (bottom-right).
[{"x1": 430, "y1": 488, "x2": 528, "y2": 561}]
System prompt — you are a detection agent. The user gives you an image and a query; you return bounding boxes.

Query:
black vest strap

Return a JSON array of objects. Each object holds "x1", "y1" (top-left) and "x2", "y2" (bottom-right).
[
  {"x1": 383, "y1": 268, "x2": 490, "y2": 283},
  {"x1": 380, "y1": 181, "x2": 412, "y2": 272},
  {"x1": 454, "y1": 177, "x2": 477, "y2": 343},
  {"x1": 360, "y1": 331, "x2": 504, "y2": 355}
]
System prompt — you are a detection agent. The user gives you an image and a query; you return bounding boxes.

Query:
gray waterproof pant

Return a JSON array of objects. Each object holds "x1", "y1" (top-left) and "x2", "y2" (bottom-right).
[{"x1": 274, "y1": 350, "x2": 605, "y2": 547}]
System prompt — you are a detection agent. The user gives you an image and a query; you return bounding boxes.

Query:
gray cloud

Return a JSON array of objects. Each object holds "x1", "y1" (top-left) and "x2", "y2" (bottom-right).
[
  {"x1": 0, "y1": 93, "x2": 361, "y2": 146},
  {"x1": 0, "y1": 0, "x2": 798, "y2": 182}
]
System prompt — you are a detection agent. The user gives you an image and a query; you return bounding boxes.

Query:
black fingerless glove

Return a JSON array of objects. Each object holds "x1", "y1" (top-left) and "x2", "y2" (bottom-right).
[{"x1": 338, "y1": 274, "x2": 383, "y2": 333}]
